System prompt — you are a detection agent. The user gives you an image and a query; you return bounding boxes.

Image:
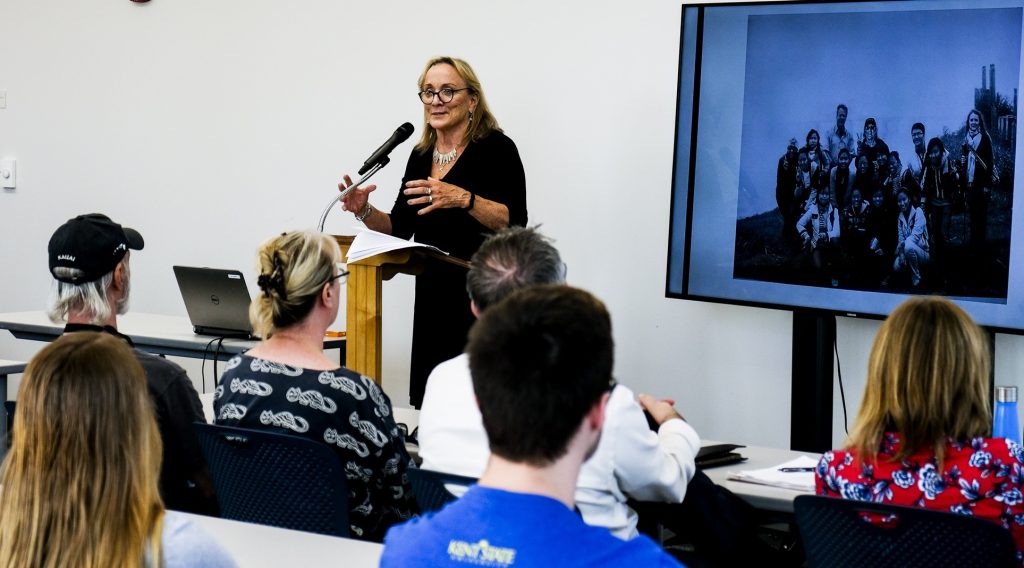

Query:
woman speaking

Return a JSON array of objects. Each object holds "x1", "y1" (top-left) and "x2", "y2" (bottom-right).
[{"x1": 339, "y1": 56, "x2": 528, "y2": 407}]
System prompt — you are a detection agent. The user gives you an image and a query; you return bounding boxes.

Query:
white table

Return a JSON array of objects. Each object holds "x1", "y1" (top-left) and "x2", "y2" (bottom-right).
[
  {"x1": 0, "y1": 311, "x2": 344, "y2": 362},
  {"x1": 182, "y1": 512, "x2": 382, "y2": 567},
  {"x1": 703, "y1": 443, "x2": 820, "y2": 513}
]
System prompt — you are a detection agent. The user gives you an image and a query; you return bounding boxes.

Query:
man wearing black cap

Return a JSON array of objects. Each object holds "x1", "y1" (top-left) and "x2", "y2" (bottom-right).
[
  {"x1": 857, "y1": 117, "x2": 890, "y2": 175},
  {"x1": 47, "y1": 213, "x2": 216, "y2": 514}
]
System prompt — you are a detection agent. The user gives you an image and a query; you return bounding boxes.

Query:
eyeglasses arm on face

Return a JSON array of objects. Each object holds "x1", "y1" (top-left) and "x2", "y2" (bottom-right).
[
  {"x1": 418, "y1": 87, "x2": 472, "y2": 104},
  {"x1": 325, "y1": 270, "x2": 349, "y2": 286}
]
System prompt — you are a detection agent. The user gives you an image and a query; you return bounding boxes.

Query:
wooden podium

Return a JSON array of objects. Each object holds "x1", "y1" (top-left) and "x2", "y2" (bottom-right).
[{"x1": 334, "y1": 236, "x2": 469, "y2": 384}]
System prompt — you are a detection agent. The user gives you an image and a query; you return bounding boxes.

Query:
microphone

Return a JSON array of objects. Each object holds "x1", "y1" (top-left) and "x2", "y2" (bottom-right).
[{"x1": 358, "y1": 122, "x2": 415, "y2": 175}]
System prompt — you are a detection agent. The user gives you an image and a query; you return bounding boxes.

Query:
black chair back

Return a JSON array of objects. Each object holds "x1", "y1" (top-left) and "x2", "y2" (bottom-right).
[
  {"x1": 194, "y1": 423, "x2": 349, "y2": 537},
  {"x1": 795, "y1": 494, "x2": 1017, "y2": 568},
  {"x1": 406, "y1": 468, "x2": 477, "y2": 514}
]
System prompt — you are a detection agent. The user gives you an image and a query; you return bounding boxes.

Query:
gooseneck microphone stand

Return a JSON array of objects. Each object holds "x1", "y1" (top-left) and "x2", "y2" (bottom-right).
[{"x1": 317, "y1": 158, "x2": 388, "y2": 232}]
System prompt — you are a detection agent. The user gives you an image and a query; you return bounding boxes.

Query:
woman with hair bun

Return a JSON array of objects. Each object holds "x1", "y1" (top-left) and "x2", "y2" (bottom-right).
[
  {"x1": 0, "y1": 332, "x2": 235, "y2": 567},
  {"x1": 214, "y1": 230, "x2": 417, "y2": 542}
]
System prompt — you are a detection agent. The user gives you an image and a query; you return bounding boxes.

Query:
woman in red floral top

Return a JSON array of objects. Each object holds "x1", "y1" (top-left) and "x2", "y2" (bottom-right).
[{"x1": 816, "y1": 296, "x2": 1024, "y2": 561}]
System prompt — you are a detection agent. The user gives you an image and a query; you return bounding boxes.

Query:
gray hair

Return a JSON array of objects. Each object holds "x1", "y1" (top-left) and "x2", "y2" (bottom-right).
[
  {"x1": 466, "y1": 227, "x2": 565, "y2": 312},
  {"x1": 47, "y1": 260, "x2": 131, "y2": 325}
]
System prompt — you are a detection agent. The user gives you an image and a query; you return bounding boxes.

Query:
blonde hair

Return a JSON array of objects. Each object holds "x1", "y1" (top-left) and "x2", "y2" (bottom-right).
[
  {"x1": 250, "y1": 230, "x2": 341, "y2": 338},
  {"x1": 0, "y1": 332, "x2": 164, "y2": 568},
  {"x1": 414, "y1": 56, "x2": 502, "y2": 153},
  {"x1": 846, "y1": 296, "x2": 991, "y2": 466}
]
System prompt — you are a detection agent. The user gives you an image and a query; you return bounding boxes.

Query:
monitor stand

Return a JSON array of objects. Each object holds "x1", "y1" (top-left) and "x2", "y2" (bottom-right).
[
  {"x1": 790, "y1": 311, "x2": 835, "y2": 453},
  {"x1": 790, "y1": 312, "x2": 996, "y2": 453}
]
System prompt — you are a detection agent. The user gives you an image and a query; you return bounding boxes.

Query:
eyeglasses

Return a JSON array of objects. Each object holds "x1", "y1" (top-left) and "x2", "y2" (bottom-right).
[
  {"x1": 325, "y1": 271, "x2": 349, "y2": 286},
  {"x1": 418, "y1": 87, "x2": 472, "y2": 104}
]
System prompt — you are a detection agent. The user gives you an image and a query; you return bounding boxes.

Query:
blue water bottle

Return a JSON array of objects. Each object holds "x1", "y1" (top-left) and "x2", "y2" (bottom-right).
[{"x1": 993, "y1": 386, "x2": 1022, "y2": 444}]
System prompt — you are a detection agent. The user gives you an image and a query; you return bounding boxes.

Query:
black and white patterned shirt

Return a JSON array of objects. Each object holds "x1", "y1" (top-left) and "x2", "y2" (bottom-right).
[{"x1": 214, "y1": 354, "x2": 417, "y2": 541}]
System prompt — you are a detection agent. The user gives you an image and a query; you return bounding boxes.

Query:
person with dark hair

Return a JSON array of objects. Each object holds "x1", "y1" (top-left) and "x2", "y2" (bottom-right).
[
  {"x1": 795, "y1": 147, "x2": 827, "y2": 212},
  {"x1": 337, "y1": 56, "x2": 528, "y2": 408},
  {"x1": 46, "y1": 213, "x2": 214, "y2": 515},
  {"x1": 804, "y1": 128, "x2": 831, "y2": 174},
  {"x1": 922, "y1": 137, "x2": 958, "y2": 257},
  {"x1": 816, "y1": 297, "x2": 1024, "y2": 557},
  {"x1": 883, "y1": 151, "x2": 906, "y2": 203},
  {"x1": 214, "y1": 230, "x2": 416, "y2": 541},
  {"x1": 902, "y1": 122, "x2": 928, "y2": 201},
  {"x1": 865, "y1": 188, "x2": 894, "y2": 279},
  {"x1": 961, "y1": 109, "x2": 994, "y2": 253},
  {"x1": 418, "y1": 227, "x2": 702, "y2": 543},
  {"x1": 893, "y1": 190, "x2": 930, "y2": 287},
  {"x1": 776, "y1": 138, "x2": 800, "y2": 239},
  {"x1": 830, "y1": 147, "x2": 854, "y2": 209},
  {"x1": 868, "y1": 186, "x2": 892, "y2": 257},
  {"x1": 825, "y1": 104, "x2": 857, "y2": 167},
  {"x1": 381, "y1": 286, "x2": 684, "y2": 567},
  {"x1": 0, "y1": 333, "x2": 235, "y2": 567},
  {"x1": 851, "y1": 154, "x2": 879, "y2": 211},
  {"x1": 873, "y1": 148, "x2": 890, "y2": 189},
  {"x1": 841, "y1": 187, "x2": 871, "y2": 276}
]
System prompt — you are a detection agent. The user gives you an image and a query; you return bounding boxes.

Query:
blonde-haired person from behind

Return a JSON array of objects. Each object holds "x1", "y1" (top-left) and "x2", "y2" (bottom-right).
[
  {"x1": 214, "y1": 230, "x2": 417, "y2": 541},
  {"x1": 816, "y1": 296, "x2": 1024, "y2": 556},
  {"x1": 0, "y1": 332, "x2": 235, "y2": 568}
]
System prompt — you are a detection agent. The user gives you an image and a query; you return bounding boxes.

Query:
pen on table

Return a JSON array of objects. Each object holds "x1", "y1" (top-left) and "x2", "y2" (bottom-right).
[{"x1": 778, "y1": 467, "x2": 815, "y2": 473}]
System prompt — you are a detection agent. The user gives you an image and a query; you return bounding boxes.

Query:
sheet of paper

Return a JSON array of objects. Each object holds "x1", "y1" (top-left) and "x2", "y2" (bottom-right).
[
  {"x1": 726, "y1": 455, "x2": 819, "y2": 492},
  {"x1": 345, "y1": 228, "x2": 447, "y2": 263}
]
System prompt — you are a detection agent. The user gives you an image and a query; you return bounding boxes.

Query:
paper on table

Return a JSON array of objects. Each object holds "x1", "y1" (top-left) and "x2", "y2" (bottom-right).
[
  {"x1": 726, "y1": 455, "x2": 819, "y2": 492},
  {"x1": 345, "y1": 228, "x2": 448, "y2": 263}
]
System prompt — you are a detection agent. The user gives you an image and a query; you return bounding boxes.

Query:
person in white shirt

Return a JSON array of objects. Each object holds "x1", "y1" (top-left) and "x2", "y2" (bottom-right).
[
  {"x1": 797, "y1": 190, "x2": 842, "y2": 286},
  {"x1": 824, "y1": 103, "x2": 856, "y2": 168},
  {"x1": 893, "y1": 190, "x2": 930, "y2": 287},
  {"x1": 902, "y1": 122, "x2": 928, "y2": 202},
  {"x1": 418, "y1": 227, "x2": 700, "y2": 540}
]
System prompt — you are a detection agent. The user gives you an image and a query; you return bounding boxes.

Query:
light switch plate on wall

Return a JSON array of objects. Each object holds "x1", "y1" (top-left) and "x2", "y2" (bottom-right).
[{"x1": 1, "y1": 158, "x2": 17, "y2": 189}]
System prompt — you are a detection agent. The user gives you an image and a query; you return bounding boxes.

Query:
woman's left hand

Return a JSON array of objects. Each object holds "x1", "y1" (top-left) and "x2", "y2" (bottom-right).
[{"x1": 404, "y1": 177, "x2": 470, "y2": 215}]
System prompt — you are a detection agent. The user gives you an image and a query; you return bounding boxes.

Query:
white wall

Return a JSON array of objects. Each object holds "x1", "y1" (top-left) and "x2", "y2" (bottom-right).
[{"x1": 3, "y1": 0, "x2": 1024, "y2": 449}]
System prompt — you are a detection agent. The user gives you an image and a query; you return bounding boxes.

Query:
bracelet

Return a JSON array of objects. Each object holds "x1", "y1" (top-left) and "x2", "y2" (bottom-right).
[
  {"x1": 355, "y1": 204, "x2": 374, "y2": 222},
  {"x1": 464, "y1": 192, "x2": 476, "y2": 211}
]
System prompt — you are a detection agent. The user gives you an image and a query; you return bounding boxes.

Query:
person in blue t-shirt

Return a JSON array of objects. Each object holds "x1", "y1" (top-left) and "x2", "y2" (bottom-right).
[{"x1": 381, "y1": 285, "x2": 684, "y2": 567}]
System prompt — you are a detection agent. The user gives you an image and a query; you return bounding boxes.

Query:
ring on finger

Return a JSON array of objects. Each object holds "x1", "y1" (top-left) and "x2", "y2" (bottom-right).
[
  {"x1": 429, "y1": 195, "x2": 433, "y2": 204},
  {"x1": 427, "y1": 188, "x2": 432, "y2": 196}
]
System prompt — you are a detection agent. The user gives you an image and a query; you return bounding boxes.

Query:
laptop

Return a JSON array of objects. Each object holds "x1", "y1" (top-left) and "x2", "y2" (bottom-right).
[{"x1": 173, "y1": 266, "x2": 256, "y2": 339}]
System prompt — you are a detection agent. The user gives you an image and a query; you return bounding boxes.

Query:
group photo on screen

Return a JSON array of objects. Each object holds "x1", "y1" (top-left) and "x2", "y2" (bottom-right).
[{"x1": 732, "y1": 6, "x2": 1021, "y2": 300}]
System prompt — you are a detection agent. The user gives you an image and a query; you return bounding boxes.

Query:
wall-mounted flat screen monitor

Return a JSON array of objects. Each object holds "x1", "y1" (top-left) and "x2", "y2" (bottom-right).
[{"x1": 666, "y1": 0, "x2": 1024, "y2": 331}]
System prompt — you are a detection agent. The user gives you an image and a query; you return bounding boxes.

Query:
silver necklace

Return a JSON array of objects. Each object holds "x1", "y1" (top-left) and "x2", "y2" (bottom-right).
[{"x1": 433, "y1": 147, "x2": 458, "y2": 166}]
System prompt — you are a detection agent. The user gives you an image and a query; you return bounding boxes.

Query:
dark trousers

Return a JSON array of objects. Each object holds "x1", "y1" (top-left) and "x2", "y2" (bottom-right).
[
  {"x1": 927, "y1": 202, "x2": 950, "y2": 255},
  {"x1": 968, "y1": 190, "x2": 989, "y2": 252}
]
